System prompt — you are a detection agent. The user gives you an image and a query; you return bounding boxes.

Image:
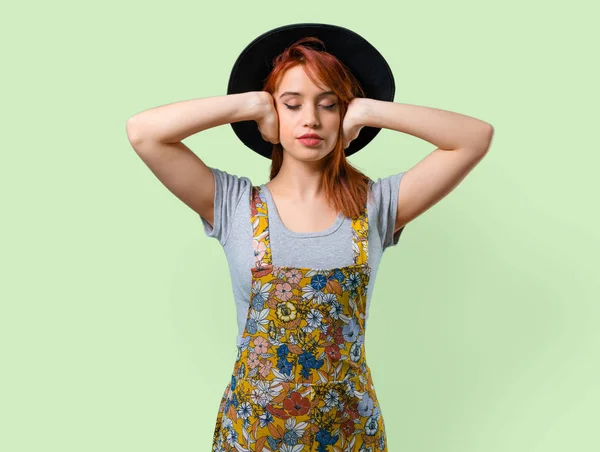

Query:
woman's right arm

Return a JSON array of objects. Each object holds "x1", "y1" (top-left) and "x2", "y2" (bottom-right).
[{"x1": 125, "y1": 92, "x2": 269, "y2": 228}]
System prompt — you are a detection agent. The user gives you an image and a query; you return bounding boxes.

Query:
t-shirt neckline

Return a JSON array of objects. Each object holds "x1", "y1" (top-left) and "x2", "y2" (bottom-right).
[{"x1": 259, "y1": 184, "x2": 345, "y2": 238}]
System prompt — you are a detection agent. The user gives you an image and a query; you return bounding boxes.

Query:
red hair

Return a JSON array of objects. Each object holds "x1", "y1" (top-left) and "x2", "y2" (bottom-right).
[{"x1": 261, "y1": 37, "x2": 372, "y2": 219}]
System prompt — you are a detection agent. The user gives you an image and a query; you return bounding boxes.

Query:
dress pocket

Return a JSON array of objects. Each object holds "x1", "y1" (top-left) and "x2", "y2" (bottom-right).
[
  {"x1": 310, "y1": 376, "x2": 388, "y2": 451},
  {"x1": 221, "y1": 377, "x2": 314, "y2": 451}
]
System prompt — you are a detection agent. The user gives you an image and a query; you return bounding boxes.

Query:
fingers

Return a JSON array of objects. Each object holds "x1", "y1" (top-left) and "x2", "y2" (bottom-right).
[{"x1": 261, "y1": 132, "x2": 279, "y2": 145}]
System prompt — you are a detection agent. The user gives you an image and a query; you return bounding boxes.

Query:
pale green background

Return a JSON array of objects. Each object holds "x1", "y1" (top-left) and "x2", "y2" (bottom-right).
[{"x1": 2, "y1": 1, "x2": 599, "y2": 451}]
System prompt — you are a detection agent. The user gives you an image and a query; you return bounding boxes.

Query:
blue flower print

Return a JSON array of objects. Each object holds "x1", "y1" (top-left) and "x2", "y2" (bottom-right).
[
  {"x1": 283, "y1": 429, "x2": 300, "y2": 446},
  {"x1": 237, "y1": 336, "x2": 251, "y2": 351},
  {"x1": 258, "y1": 410, "x2": 273, "y2": 428},
  {"x1": 277, "y1": 344, "x2": 290, "y2": 359},
  {"x1": 225, "y1": 392, "x2": 239, "y2": 412},
  {"x1": 277, "y1": 358, "x2": 293, "y2": 375},
  {"x1": 329, "y1": 268, "x2": 345, "y2": 282},
  {"x1": 246, "y1": 318, "x2": 257, "y2": 335},
  {"x1": 364, "y1": 412, "x2": 380, "y2": 436},
  {"x1": 299, "y1": 351, "x2": 325, "y2": 378},
  {"x1": 236, "y1": 401, "x2": 252, "y2": 419},
  {"x1": 311, "y1": 274, "x2": 327, "y2": 291},
  {"x1": 357, "y1": 392, "x2": 374, "y2": 417},
  {"x1": 267, "y1": 435, "x2": 282, "y2": 451},
  {"x1": 349, "y1": 341, "x2": 362, "y2": 362},
  {"x1": 315, "y1": 428, "x2": 338, "y2": 452},
  {"x1": 343, "y1": 317, "x2": 360, "y2": 342},
  {"x1": 251, "y1": 294, "x2": 264, "y2": 311},
  {"x1": 345, "y1": 272, "x2": 361, "y2": 290}
]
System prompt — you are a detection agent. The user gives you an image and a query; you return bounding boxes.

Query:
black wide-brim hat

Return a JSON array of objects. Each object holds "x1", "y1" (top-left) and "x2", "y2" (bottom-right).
[{"x1": 227, "y1": 23, "x2": 396, "y2": 159}]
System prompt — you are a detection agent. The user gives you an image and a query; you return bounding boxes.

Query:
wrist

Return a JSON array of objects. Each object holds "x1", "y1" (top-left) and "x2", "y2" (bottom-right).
[
  {"x1": 252, "y1": 91, "x2": 273, "y2": 120},
  {"x1": 356, "y1": 97, "x2": 377, "y2": 127}
]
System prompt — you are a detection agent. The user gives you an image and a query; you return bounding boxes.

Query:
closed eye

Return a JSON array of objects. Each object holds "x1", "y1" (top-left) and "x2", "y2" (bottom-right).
[{"x1": 284, "y1": 104, "x2": 337, "y2": 110}]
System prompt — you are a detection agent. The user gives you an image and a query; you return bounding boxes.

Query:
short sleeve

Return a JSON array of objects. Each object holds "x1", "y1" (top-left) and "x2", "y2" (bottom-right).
[
  {"x1": 199, "y1": 166, "x2": 251, "y2": 246},
  {"x1": 370, "y1": 172, "x2": 406, "y2": 251}
]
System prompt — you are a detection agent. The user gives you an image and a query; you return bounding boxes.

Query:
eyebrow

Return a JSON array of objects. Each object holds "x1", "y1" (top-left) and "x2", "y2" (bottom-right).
[{"x1": 279, "y1": 90, "x2": 336, "y2": 99}]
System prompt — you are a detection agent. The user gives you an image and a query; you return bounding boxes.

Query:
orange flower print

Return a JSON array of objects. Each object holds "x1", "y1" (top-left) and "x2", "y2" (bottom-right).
[
  {"x1": 258, "y1": 359, "x2": 272, "y2": 378},
  {"x1": 341, "y1": 418, "x2": 356, "y2": 437},
  {"x1": 325, "y1": 344, "x2": 341, "y2": 361},
  {"x1": 253, "y1": 336, "x2": 269, "y2": 354},
  {"x1": 283, "y1": 391, "x2": 311, "y2": 416},
  {"x1": 345, "y1": 403, "x2": 360, "y2": 421},
  {"x1": 253, "y1": 239, "x2": 266, "y2": 262},
  {"x1": 248, "y1": 352, "x2": 260, "y2": 369},
  {"x1": 275, "y1": 282, "x2": 293, "y2": 301},
  {"x1": 285, "y1": 268, "x2": 302, "y2": 284},
  {"x1": 321, "y1": 322, "x2": 345, "y2": 345}
]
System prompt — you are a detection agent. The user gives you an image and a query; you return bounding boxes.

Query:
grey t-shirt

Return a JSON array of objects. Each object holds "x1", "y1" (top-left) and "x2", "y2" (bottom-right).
[{"x1": 199, "y1": 167, "x2": 406, "y2": 348}]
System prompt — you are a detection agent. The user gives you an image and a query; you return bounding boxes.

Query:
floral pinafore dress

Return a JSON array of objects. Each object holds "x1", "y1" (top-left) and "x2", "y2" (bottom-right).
[{"x1": 212, "y1": 185, "x2": 388, "y2": 452}]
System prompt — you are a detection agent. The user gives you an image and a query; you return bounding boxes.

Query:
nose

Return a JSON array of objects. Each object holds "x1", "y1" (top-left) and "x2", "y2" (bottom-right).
[{"x1": 303, "y1": 105, "x2": 319, "y2": 127}]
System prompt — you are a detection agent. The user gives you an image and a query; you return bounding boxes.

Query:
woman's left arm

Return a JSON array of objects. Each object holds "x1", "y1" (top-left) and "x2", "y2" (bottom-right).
[{"x1": 343, "y1": 98, "x2": 494, "y2": 232}]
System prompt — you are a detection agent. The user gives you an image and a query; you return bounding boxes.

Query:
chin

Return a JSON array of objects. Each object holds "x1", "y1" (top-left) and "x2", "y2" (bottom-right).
[{"x1": 283, "y1": 141, "x2": 334, "y2": 160}]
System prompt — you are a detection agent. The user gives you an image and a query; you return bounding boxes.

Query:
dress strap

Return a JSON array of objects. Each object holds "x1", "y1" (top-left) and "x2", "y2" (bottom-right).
[
  {"x1": 250, "y1": 186, "x2": 272, "y2": 269},
  {"x1": 351, "y1": 204, "x2": 369, "y2": 266}
]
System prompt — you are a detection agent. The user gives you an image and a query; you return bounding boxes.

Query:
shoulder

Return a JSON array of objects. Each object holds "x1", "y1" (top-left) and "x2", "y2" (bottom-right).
[
  {"x1": 210, "y1": 166, "x2": 253, "y2": 200},
  {"x1": 200, "y1": 167, "x2": 253, "y2": 246},
  {"x1": 210, "y1": 166, "x2": 253, "y2": 186}
]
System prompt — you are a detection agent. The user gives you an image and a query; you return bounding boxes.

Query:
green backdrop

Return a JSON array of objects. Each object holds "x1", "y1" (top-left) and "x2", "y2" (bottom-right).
[{"x1": 3, "y1": 1, "x2": 599, "y2": 451}]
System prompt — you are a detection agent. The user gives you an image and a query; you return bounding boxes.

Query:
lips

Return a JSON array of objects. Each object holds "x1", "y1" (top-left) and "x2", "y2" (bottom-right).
[
  {"x1": 298, "y1": 137, "x2": 323, "y2": 147},
  {"x1": 298, "y1": 133, "x2": 323, "y2": 139}
]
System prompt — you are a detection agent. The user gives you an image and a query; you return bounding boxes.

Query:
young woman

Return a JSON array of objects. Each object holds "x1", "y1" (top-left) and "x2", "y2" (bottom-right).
[{"x1": 126, "y1": 23, "x2": 493, "y2": 452}]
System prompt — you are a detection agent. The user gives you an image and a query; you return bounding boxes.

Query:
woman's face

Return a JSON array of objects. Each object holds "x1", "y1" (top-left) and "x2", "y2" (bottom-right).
[{"x1": 273, "y1": 65, "x2": 340, "y2": 161}]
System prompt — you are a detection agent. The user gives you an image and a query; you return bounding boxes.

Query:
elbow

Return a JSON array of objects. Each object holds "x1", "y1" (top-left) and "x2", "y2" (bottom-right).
[
  {"x1": 476, "y1": 123, "x2": 494, "y2": 153},
  {"x1": 126, "y1": 117, "x2": 146, "y2": 146}
]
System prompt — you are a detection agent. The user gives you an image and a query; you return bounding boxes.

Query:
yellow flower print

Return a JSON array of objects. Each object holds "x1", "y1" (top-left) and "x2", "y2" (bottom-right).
[{"x1": 276, "y1": 301, "x2": 297, "y2": 322}]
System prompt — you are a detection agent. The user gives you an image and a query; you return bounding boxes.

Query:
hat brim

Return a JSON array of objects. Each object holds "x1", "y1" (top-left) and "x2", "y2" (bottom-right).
[{"x1": 227, "y1": 22, "x2": 395, "y2": 159}]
